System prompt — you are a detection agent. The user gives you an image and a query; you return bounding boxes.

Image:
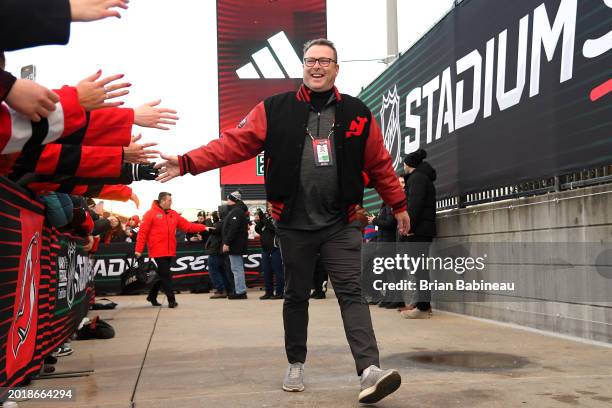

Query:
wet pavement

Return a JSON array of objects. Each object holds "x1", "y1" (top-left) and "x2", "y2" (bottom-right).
[{"x1": 15, "y1": 290, "x2": 612, "y2": 407}]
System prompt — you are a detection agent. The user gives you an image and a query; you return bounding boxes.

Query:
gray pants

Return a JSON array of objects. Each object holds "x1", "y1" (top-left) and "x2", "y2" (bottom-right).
[{"x1": 277, "y1": 222, "x2": 379, "y2": 375}]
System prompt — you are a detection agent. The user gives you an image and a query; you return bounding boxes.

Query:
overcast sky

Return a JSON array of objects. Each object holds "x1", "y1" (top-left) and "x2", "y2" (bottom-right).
[{"x1": 6, "y1": 0, "x2": 454, "y2": 218}]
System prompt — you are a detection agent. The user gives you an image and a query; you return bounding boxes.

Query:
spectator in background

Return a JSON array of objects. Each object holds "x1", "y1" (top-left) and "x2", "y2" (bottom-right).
[
  {"x1": 310, "y1": 256, "x2": 327, "y2": 299},
  {"x1": 399, "y1": 149, "x2": 437, "y2": 319},
  {"x1": 206, "y1": 210, "x2": 230, "y2": 299},
  {"x1": 255, "y1": 206, "x2": 284, "y2": 300},
  {"x1": 222, "y1": 191, "x2": 249, "y2": 300},
  {"x1": 372, "y1": 202, "x2": 404, "y2": 310},
  {"x1": 135, "y1": 192, "x2": 207, "y2": 308},
  {"x1": 102, "y1": 215, "x2": 127, "y2": 243},
  {"x1": 187, "y1": 210, "x2": 208, "y2": 242},
  {"x1": 125, "y1": 215, "x2": 140, "y2": 242}
]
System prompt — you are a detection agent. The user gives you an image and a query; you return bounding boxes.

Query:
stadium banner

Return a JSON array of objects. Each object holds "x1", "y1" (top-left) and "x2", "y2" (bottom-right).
[
  {"x1": 217, "y1": 0, "x2": 327, "y2": 186},
  {"x1": 94, "y1": 241, "x2": 263, "y2": 295},
  {"x1": 359, "y1": 0, "x2": 612, "y2": 208},
  {"x1": 0, "y1": 177, "x2": 92, "y2": 390}
]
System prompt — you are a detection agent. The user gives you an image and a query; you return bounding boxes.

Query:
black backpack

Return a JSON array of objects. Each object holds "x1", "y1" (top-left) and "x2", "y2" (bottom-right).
[{"x1": 76, "y1": 316, "x2": 115, "y2": 340}]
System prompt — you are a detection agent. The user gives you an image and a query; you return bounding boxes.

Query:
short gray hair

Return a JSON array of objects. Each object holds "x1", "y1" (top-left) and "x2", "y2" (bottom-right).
[{"x1": 303, "y1": 38, "x2": 337, "y2": 61}]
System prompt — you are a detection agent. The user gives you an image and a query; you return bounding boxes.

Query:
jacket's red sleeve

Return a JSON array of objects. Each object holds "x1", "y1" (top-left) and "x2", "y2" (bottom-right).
[
  {"x1": 363, "y1": 115, "x2": 407, "y2": 214},
  {"x1": 83, "y1": 108, "x2": 134, "y2": 146},
  {"x1": 27, "y1": 182, "x2": 132, "y2": 201},
  {"x1": 0, "y1": 86, "x2": 85, "y2": 154},
  {"x1": 135, "y1": 210, "x2": 152, "y2": 254},
  {"x1": 177, "y1": 215, "x2": 207, "y2": 234},
  {"x1": 12, "y1": 143, "x2": 123, "y2": 178},
  {"x1": 178, "y1": 102, "x2": 267, "y2": 175},
  {"x1": 94, "y1": 185, "x2": 132, "y2": 201}
]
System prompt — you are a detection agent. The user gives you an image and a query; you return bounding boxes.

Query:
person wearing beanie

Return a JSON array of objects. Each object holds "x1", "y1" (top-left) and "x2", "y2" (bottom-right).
[
  {"x1": 155, "y1": 38, "x2": 409, "y2": 404},
  {"x1": 222, "y1": 190, "x2": 249, "y2": 299},
  {"x1": 399, "y1": 149, "x2": 437, "y2": 319}
]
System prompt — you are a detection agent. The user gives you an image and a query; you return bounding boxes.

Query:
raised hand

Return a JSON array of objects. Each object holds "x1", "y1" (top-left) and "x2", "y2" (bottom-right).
[
  {"x1": 70, "y1": 0, "x2": 129, "y2": 22},
  {"x1": 154, "y1": 153, "x2": 181, "y2": 183},
  {"x1": 134, "y1": 100, "x2": 179, "y2": 130},
  {"x1": 5, "y1": 79, "x2": 59, "y2": 122},
  {"x1": 76, "y1": 70, "x2": 130, "y2": 111},
  {"x1": 123, "y1": 134, "x2": 160, "y2": 164}
]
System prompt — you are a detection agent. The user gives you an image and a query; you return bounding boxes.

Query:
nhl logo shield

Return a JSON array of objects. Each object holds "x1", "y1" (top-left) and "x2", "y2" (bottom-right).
[{"x1": 379, "y1": 85, "x2": 402, "y2": 171}]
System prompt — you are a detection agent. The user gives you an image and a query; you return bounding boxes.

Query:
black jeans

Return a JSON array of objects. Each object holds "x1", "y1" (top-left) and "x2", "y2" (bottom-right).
[
  {"x1": 149, "y1": 257, "x2": 175, "y2": 303},
  {"x1": 277, "y1": 222, "x2": 379, "y2": 375}
]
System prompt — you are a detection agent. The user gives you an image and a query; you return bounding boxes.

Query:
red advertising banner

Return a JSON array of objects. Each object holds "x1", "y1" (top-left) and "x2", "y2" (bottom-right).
[{"x1": 217, "y1": 0, "x2": 327, "y2": 185}]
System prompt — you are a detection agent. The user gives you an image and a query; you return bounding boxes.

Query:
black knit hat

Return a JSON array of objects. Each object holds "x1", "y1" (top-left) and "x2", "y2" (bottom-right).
[
  {"x1": 227, "y1": 190, "x2": 242, "y2": 202},
  {"x1": 403, "y1": 149, "x2": 427, "y2": 167}
]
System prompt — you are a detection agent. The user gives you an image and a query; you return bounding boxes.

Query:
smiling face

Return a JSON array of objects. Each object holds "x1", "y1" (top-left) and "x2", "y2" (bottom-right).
[
  {"x1": 109, "y1": 216, "x2": 119, "y2": 229},
  {"x1": 303, "y1": 44, "x2": 339, "y2": 92}
]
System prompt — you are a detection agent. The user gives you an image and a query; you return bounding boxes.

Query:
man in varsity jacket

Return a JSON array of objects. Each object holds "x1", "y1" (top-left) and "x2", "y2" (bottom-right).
[{"x1": 156, "y1": 38, "x2": 410, "y2": 404}]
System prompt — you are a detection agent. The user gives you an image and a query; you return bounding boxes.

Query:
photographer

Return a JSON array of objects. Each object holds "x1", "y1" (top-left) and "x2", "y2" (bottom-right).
[{"x1": 255, "y1": 206, "x2": 284, "y2": 300}]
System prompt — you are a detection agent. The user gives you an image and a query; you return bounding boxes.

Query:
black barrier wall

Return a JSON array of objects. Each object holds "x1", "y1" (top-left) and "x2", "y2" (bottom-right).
[
  {"x1": 360, "y1": 0, "x2": 612, "y2": 206},
  {"x1": 0, "y1": 177, "x2": 93, "y2": 390},
  {"x1": 94, "y1": 241, "x2": 263, "y2": 295}
]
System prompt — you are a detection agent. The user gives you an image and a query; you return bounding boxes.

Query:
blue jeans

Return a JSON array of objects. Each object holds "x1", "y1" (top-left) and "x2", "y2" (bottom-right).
[
  {"x1": 261, "y1": 248, "x2": 284, "y2": 295},
  {"x1": 208, "y1": 254, "x2": 230, "y2": 292},
  {"x1": 228, "y1": 255, "x2": 246, "y2": 295}
]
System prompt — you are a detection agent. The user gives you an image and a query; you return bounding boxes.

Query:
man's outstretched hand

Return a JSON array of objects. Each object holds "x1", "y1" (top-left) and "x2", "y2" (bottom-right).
[
  {"x1": 155, "y1": 154, "x2": 181, "y2": 183},
  {"x1": 395, "y1": 211, "x2": 411, "y2": 236},
  {"x1": 134, "y1": 100, "x2": 179, "y2": 130},
  {"x1": 123, "y1": 134, "x2": 160, "y2": 164},
  {"x1": 70, "y1": 0, "x2": 129, "y2": 22}
]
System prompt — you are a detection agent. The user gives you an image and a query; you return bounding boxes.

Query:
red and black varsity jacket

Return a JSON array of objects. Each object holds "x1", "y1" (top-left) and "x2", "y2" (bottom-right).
[
  {"x1": 27, "y1": 182, "x2": 132, "y2": 201},
  {"x1": 179, "y1": 84, "x2": 406, "y2": 223}
]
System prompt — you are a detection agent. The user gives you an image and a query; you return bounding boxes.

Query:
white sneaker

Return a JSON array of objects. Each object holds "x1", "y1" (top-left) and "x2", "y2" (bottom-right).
[
  {"x1": 400, "y1": 308, "x2": 432, "y2": 319},
  {"x1": 359, "y1": 365, "x2": 401, "y2": 404},
  {"x1": 282, "y1": 362, "x2": 305, "y2": 392}
]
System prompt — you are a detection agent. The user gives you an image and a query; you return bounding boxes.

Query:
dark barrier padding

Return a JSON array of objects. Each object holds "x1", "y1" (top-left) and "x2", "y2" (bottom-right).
[
  {"x1": 0, "y1": 177, "x2": 93, "y2": 389},
  {"x1": 94, "y1": 239, "x2": 263, "y2": 295}
]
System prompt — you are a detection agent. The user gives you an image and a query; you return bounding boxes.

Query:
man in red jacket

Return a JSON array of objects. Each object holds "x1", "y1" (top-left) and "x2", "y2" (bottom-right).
[{"x1": 135, "y1": 192, "x2": 206, "y2": 308}]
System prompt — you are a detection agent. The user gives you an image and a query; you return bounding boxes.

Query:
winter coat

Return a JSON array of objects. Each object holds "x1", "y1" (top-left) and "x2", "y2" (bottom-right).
[
  {"x1": 403, "y1": 161, "x2": 437, "y2": 238},
  {"x1": 373, "y1": 204, "x2": 398, "y2": 242},
  {"x1": 221, "y1": 201, "x2": 249, "y2": 255},
  {"x1": 135, "y1": 201, "x2": 206, "y2": 258},
  {"x1": 204, "y1": 220, "x2": 223, "y2": 255},
  {"x1": 255, "y1": 215, "x2": 277, "y2": 252}
]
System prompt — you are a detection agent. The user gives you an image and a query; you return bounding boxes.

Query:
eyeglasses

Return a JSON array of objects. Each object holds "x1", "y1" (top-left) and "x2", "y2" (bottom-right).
[{"x1": 303, "y1": 57, "x2": 336, "y2": 67}]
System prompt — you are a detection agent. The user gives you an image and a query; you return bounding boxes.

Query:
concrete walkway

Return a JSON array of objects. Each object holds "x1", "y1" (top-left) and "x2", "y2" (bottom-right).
[{"x1": 17, "y1": 290, "x2": 612, "y2": 407}]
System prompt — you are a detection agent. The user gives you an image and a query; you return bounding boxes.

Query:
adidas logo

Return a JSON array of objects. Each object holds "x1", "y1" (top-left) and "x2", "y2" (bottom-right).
[{"x1": 236, "y1": 31, "x2": 302, "y2": 79}]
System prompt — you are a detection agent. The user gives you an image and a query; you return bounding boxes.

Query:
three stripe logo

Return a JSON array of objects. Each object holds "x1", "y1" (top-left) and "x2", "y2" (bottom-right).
[{"x1": 236, "y1": 31, "x2": 303, "y2": 79}]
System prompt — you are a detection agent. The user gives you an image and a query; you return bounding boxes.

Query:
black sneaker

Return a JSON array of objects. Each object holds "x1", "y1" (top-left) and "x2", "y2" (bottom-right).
[
  {"x1": 54, "y1": 344, "x2": 73, "y2": 357},
  {"x1": 168, "y1": 301, "x2": 179, "y2": 308},
  {"x1": 228, "y1": 293, "x2": 248, "y2": 300},
  {"x1": 310, "y1": 291, "x2": 326, "y2": 299},
  {"x1": 260, "y1": 293, "x2": 273, "y2": 300},
  {"x1": 146, "y1": 295, "x2": 161, "y2": 306},
  {"x1": 271, "y1": 294, "x2": 284, "y2": 300},
  {"x1": 45, "y1": 355, "x2": 58, "y2": 365}
]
